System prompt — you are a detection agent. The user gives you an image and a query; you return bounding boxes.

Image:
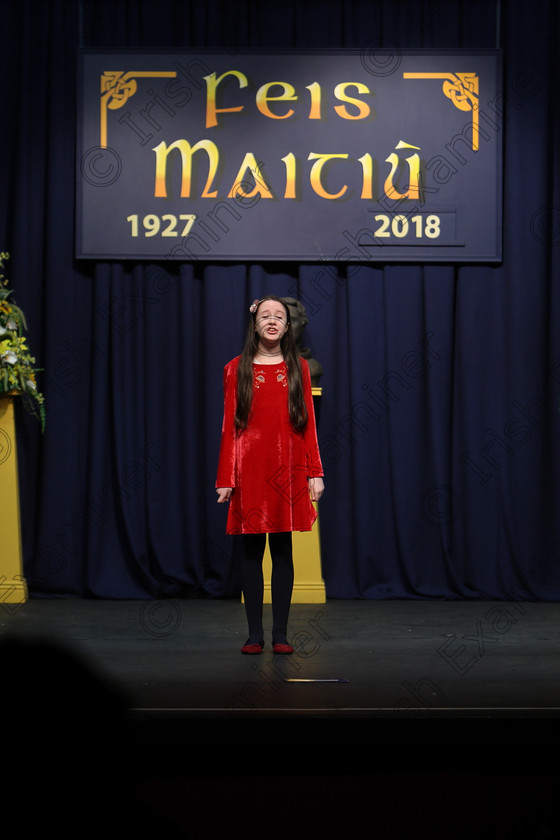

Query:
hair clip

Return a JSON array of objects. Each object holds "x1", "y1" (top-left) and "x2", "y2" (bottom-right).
[{"x1": 249, "y1": 299, "x2": 260, "y2": 314}]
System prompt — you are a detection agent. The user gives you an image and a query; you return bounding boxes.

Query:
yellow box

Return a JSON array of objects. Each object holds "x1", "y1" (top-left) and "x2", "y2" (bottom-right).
[
  {"x1": 0, "y1": 395, "x2": 28, "y2": 604},
  {"x1": 262, "y1": 509, "x2": 325, "y2": 603}
]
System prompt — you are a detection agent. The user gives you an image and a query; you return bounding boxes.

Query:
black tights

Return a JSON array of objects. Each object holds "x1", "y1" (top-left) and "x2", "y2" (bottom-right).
[{"x1": 241, "y1": 532, "x2": 294, "y2": 645}]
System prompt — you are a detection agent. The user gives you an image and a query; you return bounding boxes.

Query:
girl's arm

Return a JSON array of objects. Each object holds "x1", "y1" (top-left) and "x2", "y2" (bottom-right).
[
  {"x1": 215, "y1": 360, "x2": 238, "y2": 494},
  {"x1": 301, "y1": 359, "x2": 324, "y2": 486}
]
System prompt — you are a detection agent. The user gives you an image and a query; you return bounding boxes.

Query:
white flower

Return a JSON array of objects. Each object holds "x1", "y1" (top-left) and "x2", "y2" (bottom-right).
[
  {"x1": 26, "y1": 379, "x2": 36, "y2": 391},
  {"x1": 1, "y1": 350, "x2": 17, "y2": 364},
  {"x1": 0, "y1": 318, "x2": 16, "y2": 335}
]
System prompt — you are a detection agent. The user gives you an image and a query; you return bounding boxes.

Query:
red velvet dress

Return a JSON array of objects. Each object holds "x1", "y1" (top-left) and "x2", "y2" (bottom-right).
[{"x1": 216, "y1": 356, "x2": 323, "y2": 534}]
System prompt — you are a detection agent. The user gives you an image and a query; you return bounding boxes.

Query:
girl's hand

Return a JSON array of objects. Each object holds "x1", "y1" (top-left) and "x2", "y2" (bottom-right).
[
  {"x1": 308, "y1": 477, "x2": 324, "y2": 502},
  {"x1": 216, "y1": 487, "x2": 233, "y2": 503}
]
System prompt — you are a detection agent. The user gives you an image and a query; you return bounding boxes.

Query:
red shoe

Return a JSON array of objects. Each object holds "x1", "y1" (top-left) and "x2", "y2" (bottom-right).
[
  {"x1": 241, "y1": 641, "x2": 264, "y2": 655},
  {"x1": 273, "y1": 643, "x2": 294, "y2": 655}
]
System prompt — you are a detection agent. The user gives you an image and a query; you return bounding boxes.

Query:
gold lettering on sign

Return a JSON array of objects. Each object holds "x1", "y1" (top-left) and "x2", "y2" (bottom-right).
[{"x1": 384, "y1": 141, "x2": 421, "y2": 201}]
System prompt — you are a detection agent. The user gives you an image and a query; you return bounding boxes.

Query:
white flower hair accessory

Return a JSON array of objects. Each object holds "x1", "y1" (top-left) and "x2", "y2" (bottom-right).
[{"x1": 249, "y1": 299, "x2": 260, "y2": 314}]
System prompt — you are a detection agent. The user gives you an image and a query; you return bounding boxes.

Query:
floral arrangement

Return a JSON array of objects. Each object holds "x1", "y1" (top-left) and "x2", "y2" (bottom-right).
[{"x1": 0, "y1": 252, "x2": 45, "y2": 430}]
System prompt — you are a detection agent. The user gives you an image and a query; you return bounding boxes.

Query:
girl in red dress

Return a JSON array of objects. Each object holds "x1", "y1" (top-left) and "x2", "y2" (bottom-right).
[{"x1": 216, "y1": 296, "x2": 324, "y2": 654}]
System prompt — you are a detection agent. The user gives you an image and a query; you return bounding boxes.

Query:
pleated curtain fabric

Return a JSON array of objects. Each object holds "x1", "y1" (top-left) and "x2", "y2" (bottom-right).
[{"x1": 1, "y1": 0, "x2": 559, "y2": 599}]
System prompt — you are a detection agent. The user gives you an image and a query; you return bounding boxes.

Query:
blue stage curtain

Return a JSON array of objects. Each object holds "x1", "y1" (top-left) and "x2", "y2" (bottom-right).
[{"x1": 1, "y1": 0, "x2": 559, "y2": 599}]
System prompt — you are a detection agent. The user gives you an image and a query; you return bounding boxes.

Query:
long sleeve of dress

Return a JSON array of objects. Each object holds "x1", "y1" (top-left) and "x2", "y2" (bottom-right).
[
  {"x1": 301, "y1": 359, "x2": 323, "y2": 479},
  {"x1": 215, "y1": 358, "x2": 238, "y2": 489}
]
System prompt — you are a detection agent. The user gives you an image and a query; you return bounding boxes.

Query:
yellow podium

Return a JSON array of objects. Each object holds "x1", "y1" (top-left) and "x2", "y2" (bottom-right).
[
  {"x1": 261, "y1": 507, "x2": 325, "y2": 603},
  {"x1": 0, "y1": 395, "x2": 28, "y2": 605}
]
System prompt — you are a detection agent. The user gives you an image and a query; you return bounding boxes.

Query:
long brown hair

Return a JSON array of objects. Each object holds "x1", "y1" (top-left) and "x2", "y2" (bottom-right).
[{"x1": 235, "y1": 296, "x2": 308, "y2": 431}]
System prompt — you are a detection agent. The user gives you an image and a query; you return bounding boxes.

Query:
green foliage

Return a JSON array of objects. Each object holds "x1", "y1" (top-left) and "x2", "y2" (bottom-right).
[{"x1": 0, "y1": 252, "x2": 45, "y2": 431}]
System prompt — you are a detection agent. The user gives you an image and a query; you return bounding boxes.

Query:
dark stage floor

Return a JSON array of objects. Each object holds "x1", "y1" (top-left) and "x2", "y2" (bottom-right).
[
  {"x1": 2, "y1": 597, "x2": 559, "y2": 837},
  {"x1": 3, "y1": 597, "x2": 559, "y2": 730}
]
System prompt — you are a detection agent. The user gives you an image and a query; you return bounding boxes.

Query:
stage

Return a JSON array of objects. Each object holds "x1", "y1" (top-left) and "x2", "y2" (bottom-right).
[
  {"x1": 3, "y1": 596, "x2": 559, "y2": 728},
  {"x1": 2, "y1": 596, "x2": 559, "y2": 837}
]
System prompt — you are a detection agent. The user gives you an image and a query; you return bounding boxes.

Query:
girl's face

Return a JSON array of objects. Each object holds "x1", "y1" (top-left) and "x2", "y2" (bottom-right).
[{"x1": 255, "y1": 299, "x2": 289, "y2": 343}]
